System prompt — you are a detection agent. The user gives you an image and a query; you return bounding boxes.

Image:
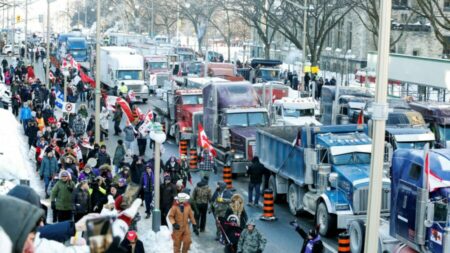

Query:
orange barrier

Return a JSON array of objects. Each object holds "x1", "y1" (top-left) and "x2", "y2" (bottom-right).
[
  {"x1": 260, "y1": 189, "x2": 277, "y2": 221},
  {"x1": 189, "y1": 148, "x2": 198, "y2": 171},
  {"x1": 223, "y1": 166, "x2": 233, "y2": 189},
  {"x1": 179, "y1": 140, "x2": 188, "y2": 156},
  {"x1": 338, "y1": 232, "x2": 350, "y2": 253}
]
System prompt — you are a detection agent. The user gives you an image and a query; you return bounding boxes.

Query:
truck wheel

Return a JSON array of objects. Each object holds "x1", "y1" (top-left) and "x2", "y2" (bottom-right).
[
  {"x1": 288, "y1": 184, "x2": 299, "y2": 216},
  {"x1": 316, "y1": 201, "x2": 336, "y2": 236},
  {"x1": 349, "y1": 219, "x2": 365, "y2": 253}
]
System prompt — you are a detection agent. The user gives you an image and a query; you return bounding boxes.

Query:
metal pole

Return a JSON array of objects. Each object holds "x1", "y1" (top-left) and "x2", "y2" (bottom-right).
[
  {"x1": 94, "y1": 0, "x2": 101, "y2": 144},
  {"x1": 363, "y1": 0, "x2": 391, "y2": 252},
  {"x1": 151, "y1": 0, "x2": 154, "y2": 38},
  {"x1": 24, "y1": 0, "x2": 28, "y2": 63},
  {"x1": 301, "y1": 0, "x2": 308, "y2": 91},
  {"x1": 176, "y1": 0, "x2": 179, "y2": 44},
  {"x1": 45, "y1": 0, "x2": 51, "y2": 88},
  {"x1": 64, "y1": 73, "x2": 67, "y2": 102},
  {"x1": 152, "y1": 141, "x2": 161, "y2": 232}
]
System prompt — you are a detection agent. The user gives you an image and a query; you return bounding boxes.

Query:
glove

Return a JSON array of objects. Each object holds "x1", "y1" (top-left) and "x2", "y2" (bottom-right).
[
  {"x1": 193, "y1": 224, "x2": 199, "y2": 236},
  {"x1": 51, "y1": 200, "x2": 56, "y2": 210},
  {"x1": 173, "y1": 223, "x2": 180, "y2": 230}
]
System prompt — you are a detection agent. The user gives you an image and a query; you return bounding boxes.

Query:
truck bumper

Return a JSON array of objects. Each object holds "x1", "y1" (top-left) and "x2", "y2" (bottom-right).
[
  {"x1": 337, "y1": 211, "x2": 390, "y2": 229},
  {"x1": 134, "y1": 92, "x2": 149, "y2": 101},
  {"x1": 180, "y1": 132, "x2": 193, "y2": 141},
  {"x1": 231, "y1": 160, "x2": 251, "y2": 174}
]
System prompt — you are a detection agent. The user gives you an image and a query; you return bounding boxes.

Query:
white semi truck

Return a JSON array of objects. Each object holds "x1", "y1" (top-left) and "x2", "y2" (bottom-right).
[{"x1": 100, "y1": 46, "x2": 149, "y2": 102}]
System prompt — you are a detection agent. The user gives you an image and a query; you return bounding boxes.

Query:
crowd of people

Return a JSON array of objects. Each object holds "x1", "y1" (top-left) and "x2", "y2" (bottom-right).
[{"x1": 0, "y1": 53, "x2": 325, "y2": 253}]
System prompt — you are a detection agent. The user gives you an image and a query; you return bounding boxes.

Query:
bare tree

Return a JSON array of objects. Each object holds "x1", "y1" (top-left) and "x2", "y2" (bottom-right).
[
  {"x1": 153, "y1": 1, "x2": 178, "y2": 39},
  {"x1": 231, "y1": 0, "x2": 279, "y2": 59},
  {"x1": 263, "y1": 0, "x2": 356, "y2": 65},
  {"x1": 179, "y1": 0, "x2": 218, "y2": 53}
]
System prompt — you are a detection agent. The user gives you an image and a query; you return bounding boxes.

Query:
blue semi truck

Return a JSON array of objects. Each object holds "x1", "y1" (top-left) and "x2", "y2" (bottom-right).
[
  {"x1": 256, "y1": 124, "x2": 391, "y2": 236},
  {"x1": 349, "y1": 149, "x2": 450, "y2": 253}
]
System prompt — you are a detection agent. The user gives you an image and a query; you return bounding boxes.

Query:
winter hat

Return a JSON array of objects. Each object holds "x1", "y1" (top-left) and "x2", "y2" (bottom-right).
[
  {"x1": 217, "y1": 182, "x2": 227, "y2": 190},
  {"x1": 118, "y1": 139, "x2": 123, "y2": 145},
  {"x1": 0, "y1": 195, "x2": 44, "y2": 253},
  {"x1": 45, "y1": 147, "x2": 53, "y2": 154},
  {"x1": 176, "y1": 193, "x2": 190, "y2": 203},
  {"x1": 7, "y1": 185, "x2": 41, "y2": 209},
  {"x1": 126, "y1": 230, "x2": 137, "y2": 241},
  {"x1": 246, "y1": 219, "x2": 256, "y2": 226},
  {"x1": 118, "y1": 178, "x2": 127, "y2": 185},
  {"x1": 60, "y1": 170, "x2": 70, "y2": 178},
  {"x1": 176, "y1": 180, "x2": 183, "y2": 189},
  {"x1": 164, "y1": 175, "x2": 171, "y2": 182}
]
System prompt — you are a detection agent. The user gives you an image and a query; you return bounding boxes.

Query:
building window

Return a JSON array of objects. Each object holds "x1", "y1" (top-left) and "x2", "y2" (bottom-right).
[
  {"x1": 444, "y1": 0, "x2": 450, "y2": 11},
  {"x1": 336, "y1": 20, "x2": 344, "y2": 49},
  {"x1": 393, "y1": 0, "x2": 408, "y2": 9},
  {"x1": 347, "y1": 22, "x2": 353, "y2": 50}
]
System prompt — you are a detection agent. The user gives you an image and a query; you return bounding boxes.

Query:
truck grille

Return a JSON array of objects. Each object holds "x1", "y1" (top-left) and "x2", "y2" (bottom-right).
[
  {"x1": 352, "y1": 187, "x2": 390, "y2": 214},
  {"x1": 156, "y1": 74, "x2": 169, "y2": 87},
  {"x1": 127, "y1": 85, "x2": 142, "y2": 92}
]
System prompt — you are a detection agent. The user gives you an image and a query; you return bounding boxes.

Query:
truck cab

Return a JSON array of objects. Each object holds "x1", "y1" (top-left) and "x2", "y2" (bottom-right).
[
  {"x1": 144, "y1": 55, "x2": 170, "y2": 92},
  {"x1": 66, "y1": 37, "x2": 89, "y2": 68},
  {"x1": 237, "y1": 59, "x2": 283, "y2": 83},
  {"x1": 272, "y1": 97, "x2": 321, "y2": 126},
  {"x1": 409, "y1": 101, "x2": 450, "y2": 148}
]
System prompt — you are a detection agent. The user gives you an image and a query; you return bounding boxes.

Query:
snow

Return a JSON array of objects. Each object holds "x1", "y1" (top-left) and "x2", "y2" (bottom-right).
[
  {"x1": 0, "y1": 109, "x2": 42, "y2": 195},
  {"x1": 142, "y1": 226, "x2": 204, "y2": 253}
]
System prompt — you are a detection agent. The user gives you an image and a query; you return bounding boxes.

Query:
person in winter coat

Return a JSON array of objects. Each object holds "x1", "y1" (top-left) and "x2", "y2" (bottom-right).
[
  {"x1": 99, "y1": 164, "x2": 113, "y2": 189},
  {"x1": 225, "y1": 194, "x2": 248, "y2": 230},
  {"x1": 0, "y1": 195, "x2": 44, "y2": 253},
  {"x1": 120, "y1": 230, "x2": 145, "y2": 253},
  {"x1": 113, "y1": 103, "x2": 123, "y2": 135},
  {"x1": 51, "y1": 170, "x2": 75, "y2": 222},
  {"x1": 116, "y1": 178, "x2": 127, "y2": 196},
  {"x1": 12, "y1": 93, "x2": 21, "y2": 116},
  {"x1": 72, "y1": 180, "x2": 91, "y2": 222},
  {"x1": 291, "y1": 222, "x2": 324, "y2": 253},
  {"x1": 26, "y1": 117, "x2": 39, "y2": 147},
  {"x1": 237, "y1": 219, "x2": 267, "y2": 253},
  {"x1": 100, "y1": 107, "x2": 110, "y2": 140},
  {"x1": 20, "y1": 102, "x2": 32, "y2": 131},
  {"x1": 191, "y1": 176, "x2": 211, "y2": 232},
  {"x1": 179, "y1": 155, "x2": 192, "y2": 186},
  {"x1": 130, "y1": 156, "x2": 145, "y2": 184},
  {"x1": 72, "y1": 114, "x2": 86, "y2": 137},
  {"x1": 40, "y1": 148, "x2": 59, "y2": 198},
  {"x1": 113, "y1": 139, "x2": 126, "y2": 172},
  {"x1": 114, "y1": 166, "x2": 131, "y2": 184},
  {"x1": 140, "y1": 164, "x2": 154, "y2": 219},
  {"x1": 96, "y1": 144, "x2": 111, "y2": 167},
  {"x1": 123, "y1": 124, "x2": 136, "y2": 152},
  {"x1": 199, "y1": 148, "x2": 214, "y2": 179},
  {"x1": 160, "y1": 175, "x2": 177, "y2": 226},
  {"x1": 168, "y1": 193, "x2": 199, "y2": 253},
  {"x1": 165, "y1": 156, "x2": 182, "y2": 184},
  {"x1": 77, "y1": 104, "x2": 88, "y2": 119},
  {"x1": 246, "y1": 156, "x2": 265, "y2": 207},
  {"x1": 211, "y1": 181, "x2": 233, "y2": 240},
  {"x1": 78, "y1": 165, "x2": 96, "y2": 185},
  {"x1": 90, "y1": 176, "x2": 108, "y2": 213}
]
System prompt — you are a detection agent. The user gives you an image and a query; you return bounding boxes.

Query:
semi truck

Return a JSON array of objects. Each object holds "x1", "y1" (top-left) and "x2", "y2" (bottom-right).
[
  {"x1": 144, "y1": 55, "x2": 170, "y2": 93},
  {"x1": 409, "y1": 101, "x2": 450, "y2": 148},
  {"x1": 100, "y1": 47, "x2": 149, "y2": 102},
  {"x1": 255, "y1": 124, "x2": 391, "y2": 236},
  {"x1": 237, "y1": 59, "x2": 283, "y2": 83},
  {"x1": 349, "y1": 149, "x2": 450, "y2": 253},
  {"x1": 271, "y1": 97, "x2": 321, "y2": 126},
  {"x1": 203, "y1": 81, "x2": 270, "y2": 174},
  {"x1": 152, "y1": 88, "x2": 203, "y2": 144},
  {"x1": 66, "y1": 37, "x2": 90, "y2": 69}
]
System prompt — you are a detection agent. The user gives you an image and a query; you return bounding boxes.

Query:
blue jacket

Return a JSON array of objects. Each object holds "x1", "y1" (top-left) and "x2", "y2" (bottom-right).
[
  {"x1": 40, "y1": 156, "x2": 58, "y2": 178},
  {"x1": 19, "y1": 106, "x2": 32, "y2": 121}
]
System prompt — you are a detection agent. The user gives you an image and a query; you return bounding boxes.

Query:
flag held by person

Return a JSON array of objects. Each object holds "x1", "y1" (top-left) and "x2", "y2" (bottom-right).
[{"x1": 198, "y1": 123, "x2": 217, "y2": 157}]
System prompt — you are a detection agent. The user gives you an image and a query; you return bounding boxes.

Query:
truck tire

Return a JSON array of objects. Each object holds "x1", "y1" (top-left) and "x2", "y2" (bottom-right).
[
  {"x1": 288, "y1": 184, "x2": 300, "y2": 216},
  {"x1": 315, "y1": 201, "x2": 336, "y2": 236},
  {"x1": 349, "y1": 219, "x2": 365, "y2": 253}
]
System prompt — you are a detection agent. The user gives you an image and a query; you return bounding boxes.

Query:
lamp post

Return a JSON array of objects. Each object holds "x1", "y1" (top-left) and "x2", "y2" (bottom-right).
[
  {"x1": 24, "y1": 0, "x2": 28, "y2": 64},
  {"x1": 94, "y1": 0, "x2": 101, "y2": 144},
  {"x1": 150, "y1": 123, "x2": 167, "y2": 232},
  {"x1": 45, "y1": 0, "x2": 54, "y2": 88}
]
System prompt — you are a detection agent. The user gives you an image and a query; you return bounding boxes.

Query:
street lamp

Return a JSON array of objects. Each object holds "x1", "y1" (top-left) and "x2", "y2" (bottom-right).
[
  {"x1": 94, "y1": 0, "x2": 101, "y2": 144},
  {"x1": 46, "y1": 0, "x2": 56, "y2": 88},
  {"x1": 150, "y1": 123, "x2": 167, "y2": 232}
]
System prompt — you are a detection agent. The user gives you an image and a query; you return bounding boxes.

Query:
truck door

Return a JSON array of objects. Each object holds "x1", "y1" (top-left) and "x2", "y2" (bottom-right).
[{"x1": 396, "y1": 163, "x2": 421, "y2": 244}]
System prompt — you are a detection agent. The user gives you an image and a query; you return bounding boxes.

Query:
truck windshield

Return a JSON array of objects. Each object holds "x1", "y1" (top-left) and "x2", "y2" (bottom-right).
[
  {"x1": 438, "y1": 125, "x2": 450, "y2": 142},
  {"x1": 148, "y1": 62, "x2": 168, "y2": 69},
  {"x1": 332, "y1": 152, "x2": 371, "y2": 165},
  {"x1": 396, "y1": 141, "x2": 432, "y2": 149},
  {"x1": 284, "y1": 108, "x2": 315, "y2": 117},
  {"x1": 259, "y1": 69, "x2": 280, "y2": 81},
  {"x1": 182, "y1": 95, "x2": 203, "y2": 105},
  {"x1": 70, "y1": 49, "x2": 87, "y2": 58},
  {"x1": 226, "y1": 112, "x2": 268, "y2": 127},
  {"x1": 117, "y1": 70, "x2": 142, "y2": 80}
]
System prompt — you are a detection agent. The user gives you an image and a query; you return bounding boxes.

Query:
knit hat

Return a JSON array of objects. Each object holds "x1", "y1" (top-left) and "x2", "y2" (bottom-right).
[
  {"x1": 59, "y1": 170, "x2": 70, "y2": 177},
  {"x1": 127, "y1": 230, "x2": 137, "y2": 241},
  {"x1": 176, "y1": 193, "x2": 190, "y2": 203},
  {"x1": 7, "y1": 185, "x2": 41, "y2": 208}
]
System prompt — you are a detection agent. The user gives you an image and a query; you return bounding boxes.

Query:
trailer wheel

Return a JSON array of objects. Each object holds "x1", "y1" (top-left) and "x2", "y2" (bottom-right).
[
  {"x1": 288, "y1": 184, "x2": 300, "y2": 216},
  {"x1": 349, "y1": 219, "x2": 365, "y2": 253},
  {"x1": 316, "y1": 201, "x2": 336, "y2": 236}
]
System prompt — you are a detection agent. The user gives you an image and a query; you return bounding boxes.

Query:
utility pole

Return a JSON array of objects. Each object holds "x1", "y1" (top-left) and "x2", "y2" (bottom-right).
[
  {"x1": 94, "y1": 0, "x2": 101, "y2": 144},
  {"x1": 24, "y1": 0, "x2": 28, "y2": 64},
  {"x1": 45, "y1": 0, "x2": 51, "y2": 87},
  {"x1": 301, "y1": 0, "x2": 308, "y2": 91},
  {"x1": 363, "y1": 0, "x2": 392, "y2": 252}
]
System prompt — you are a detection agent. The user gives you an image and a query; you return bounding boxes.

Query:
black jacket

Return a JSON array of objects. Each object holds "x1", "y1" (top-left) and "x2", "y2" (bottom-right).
[
  {"x1": 247, "y1": 161, "x2": 265, "y2": 184},
  {"x1": 296, "y1": 227, "x2": 324, "y2": 253},
  {"x1": 72, "y1": 186, "x2": 91, "y2": 214},
  {"x1": 120, "y1": 238, "x2": 145, "y2": 253}
]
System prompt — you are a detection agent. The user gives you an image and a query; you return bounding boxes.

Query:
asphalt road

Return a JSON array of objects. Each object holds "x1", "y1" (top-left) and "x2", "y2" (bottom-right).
[{"x1": 28, "y1": 58, "x2": 339, "y2": 253}]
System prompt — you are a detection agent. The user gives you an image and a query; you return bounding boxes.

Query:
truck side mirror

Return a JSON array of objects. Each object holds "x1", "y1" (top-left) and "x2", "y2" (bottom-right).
[{"x1": 425, "y1": 202, "x2": 435, "y2": 228}]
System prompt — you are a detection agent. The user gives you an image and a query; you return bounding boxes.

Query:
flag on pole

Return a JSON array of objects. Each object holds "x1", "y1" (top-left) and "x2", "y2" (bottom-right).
[
  {"x1": 116, "y1": 97, "x2": 135, "y2": 123},
  {"x1": 198, "y1": 123, "x2": 217, "y2": 157},
  {"x1": 80, "y1": 69, "x2": 96, "y2": 88}
]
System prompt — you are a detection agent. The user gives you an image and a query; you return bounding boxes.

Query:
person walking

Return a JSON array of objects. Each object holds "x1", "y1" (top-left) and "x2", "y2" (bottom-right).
[
  {"x1": 237, "y1": 219, "x2": 267, "y2": 253},
  {"x1": 191, "y1": 176, "x2": 211, "y2": 233},
  {"x1": 51, "y1": 170, "x2": 75, "y2": 222},
  {"x1": 165, "y1": 156, "x2": 182, "y2": 184},
  {"x1": 168, "y1": 193, "x2": 199, "y2": 253},
  {"x1": 120, "y1": 230, "x2": 145, "y2": 253},
  {"x1": 113, "y1": 102, "x2": 123, "y2": 136},
  {"x1": 72, "y1": 114, "x2": 86, "y2": 138},
  {"x1": 96, "y1": 144, "x2": 111, "y2": 167},
  {"x1": 140, "y1": 164, "x2": 154, "y2": 219},
  {"x1": 246, "y1": 156, "x2": 265, "y2": 207},
  {"x1": 124, "y1": 124, "x2": 136, "y2": 153},
  {"x1": 100, "y1": 107, "x2": 110, "y2": 141},
  {"x1": 199, "y1": 148, "x2": 214, "y2": 179},
  {"x1": 160, "y1": 175, "x2": 177, "y2": 226},
  {"x1": 39, "y1": 148, "x2": 58, "y2": 198},
  {"x1": 211, "y1": 181, "x2": 233, "y2": 241},
  {"x1": 20, "y1": 102, "x2": 32, "y2": 132},
  {"x1": 113, "y1": 139, "x2": 126, "y2": 173},
  {"x1": 72, "y1": 180, "x2": 91, "y2": 222},
  {"x1": 291, "y1": 222, "x2": 324, "y2": 253}
]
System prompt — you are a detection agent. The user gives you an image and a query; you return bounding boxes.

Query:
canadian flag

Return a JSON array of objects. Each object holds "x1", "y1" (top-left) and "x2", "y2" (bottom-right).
[
  {"x1": 70, "y1": 58, "x2": 78, "y2": 69},
  {"x1": 198, "y1": 123, "x2": 217, "y2": 157},
  {"x1": 116, "y1": 97, "x2": 135, "y2": 124},
  {"x1": 62, "y1": 59, "x2": 69, "y2": 69},
  {"x1": 425, "y1": 152, "x2": 450, "y2": 192}
]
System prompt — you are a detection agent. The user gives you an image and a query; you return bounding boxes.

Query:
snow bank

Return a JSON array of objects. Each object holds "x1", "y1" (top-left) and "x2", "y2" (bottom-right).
[
  {"x1": 142, "y1": 226, "x2": 204, "y2": 253},
  {"x1": 0, "y1": 109, "x2": 42, "y2": 194}
]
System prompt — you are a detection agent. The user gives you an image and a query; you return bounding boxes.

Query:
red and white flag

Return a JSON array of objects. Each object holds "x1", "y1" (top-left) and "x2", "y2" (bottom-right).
[
  {"x1": 425, "y1": 152, "x2": 450, "y2": 192},
  {"x1": 49, "y1": 71, "x2": 56, "y2": 81},
  {"x1": 116, "y1": 97, "x2": 134, "y2": 123},
  {"x1": 70, "y1": 58, "x2": 78, "y2": 69},
  {"x1": 198, "y1": 123, "x2": 217, "y2": 157},
  {"x1": 357, "y1": 110, "x2": 364, "y2": 126}
]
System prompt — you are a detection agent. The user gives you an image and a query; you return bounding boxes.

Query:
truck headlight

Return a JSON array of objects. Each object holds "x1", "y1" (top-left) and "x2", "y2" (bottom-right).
[
  {"x1": 329, "y1": 172, "x2": 338, "y2": 188},
  {"x1": 234, "y1": 153, "x2": 244, "y2": 159},
  {"x1": 181, "y1": 127, "x2": 192, "y2": 132}
]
